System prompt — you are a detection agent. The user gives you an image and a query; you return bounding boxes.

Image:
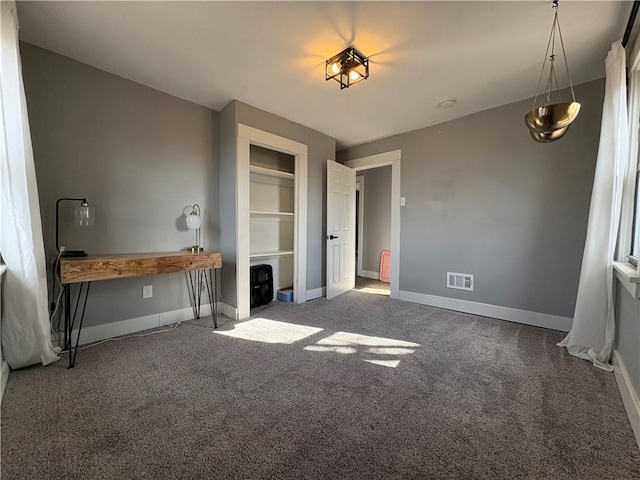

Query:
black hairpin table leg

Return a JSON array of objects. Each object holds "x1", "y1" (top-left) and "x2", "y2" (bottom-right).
[
  {"x1": 186, "y1": 270, "x2": 201, "y2": 319},
  {"x1": 203, "y1": 268, "x2": 217, "y2": 328},
  {"x1": 186, "y1": 268, "x2": 218, "y2": 328},
  {"x1": 64, "y1": 281, "x2": 91, "y2": 368}
]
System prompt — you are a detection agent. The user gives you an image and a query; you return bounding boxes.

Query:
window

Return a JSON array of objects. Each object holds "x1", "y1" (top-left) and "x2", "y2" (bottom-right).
[
  {"x1": 620, "y1": 58, "x2": 640, "y2": 269},
  {"x1": 630, "y1": 165, "x2": 640, "y2": 265}
]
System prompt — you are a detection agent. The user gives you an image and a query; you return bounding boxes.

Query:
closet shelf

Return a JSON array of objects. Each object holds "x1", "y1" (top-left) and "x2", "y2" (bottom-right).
[
  {"x1": 250, "y1": 250, "x2": 294, "y2": 259},
  {"x1": 250, "y1": 211, "x2": 294, "y2": 216},
  {"x1": 250, "y1": 165, "x2": 294, "y2": 179}
]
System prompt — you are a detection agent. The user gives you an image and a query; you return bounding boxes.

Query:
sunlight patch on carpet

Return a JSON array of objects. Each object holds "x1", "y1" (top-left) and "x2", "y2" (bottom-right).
[
  {"x1": 215, "y1": 321, "x2": 420, "y2": 367},
  {"x1": 317, "y1": 332, "x2": 420, "y2": 348},
  {"x1": 304, "y1": 345, "x2": 357, "y2": 354},
  {"x1": 305, "y1": 331, "x2": 420, "y2": 367},
  {"x1": 353, "y1": 286, "x2": 390, "y2": 296},
  {"x1": 366, "y1": 347, "x2": 415, "y2": 355},
  {"x1": 214, "y1": 318, "x2": 323, "y2": 344},
  {"x1": 363, "y1": 359, "x2": 400, "y2": 368}
]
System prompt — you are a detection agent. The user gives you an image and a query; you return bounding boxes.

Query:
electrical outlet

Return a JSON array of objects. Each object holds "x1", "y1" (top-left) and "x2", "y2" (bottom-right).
[
  {"x1": 200, "y1": 281, "x2": 207, "y2": 293},
  {"x1": 142, "y1": 285, "x2": 153, "y2": 299}
]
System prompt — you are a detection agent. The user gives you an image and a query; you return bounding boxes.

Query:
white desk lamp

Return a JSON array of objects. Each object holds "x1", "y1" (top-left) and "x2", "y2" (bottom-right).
[{"x1": 186, "y1": 204, "x2": 203, "y2": 253}]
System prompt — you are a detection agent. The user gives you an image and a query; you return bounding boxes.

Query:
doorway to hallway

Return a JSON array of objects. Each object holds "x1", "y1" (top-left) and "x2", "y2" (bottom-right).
[{"x1": 354, "y1": 275, "x2": 390, "y2": 296}]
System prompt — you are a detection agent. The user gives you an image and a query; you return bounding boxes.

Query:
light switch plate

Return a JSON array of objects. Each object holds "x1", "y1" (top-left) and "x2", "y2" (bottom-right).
[{"x1": 400, "y1": 197, "x2": 406, "y2": 206}]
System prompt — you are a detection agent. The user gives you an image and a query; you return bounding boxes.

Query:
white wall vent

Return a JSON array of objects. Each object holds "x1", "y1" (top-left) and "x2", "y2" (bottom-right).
[{"x1": 447, "y1": 272, "x2": 474, "y2": 291}]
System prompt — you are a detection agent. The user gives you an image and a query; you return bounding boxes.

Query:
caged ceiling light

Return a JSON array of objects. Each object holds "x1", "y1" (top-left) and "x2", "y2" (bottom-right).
[
  {"x1": 524, "y1": 0, "x2": 580, "y2": 143},
  {"x1": 325, "y1": 46, "x2": 369, "y2": 89}
]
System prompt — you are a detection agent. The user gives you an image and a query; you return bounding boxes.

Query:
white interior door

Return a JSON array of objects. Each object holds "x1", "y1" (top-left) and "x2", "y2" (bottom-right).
[{"x1": 326, "y1": 160, "x2": 356, "y2": 299}]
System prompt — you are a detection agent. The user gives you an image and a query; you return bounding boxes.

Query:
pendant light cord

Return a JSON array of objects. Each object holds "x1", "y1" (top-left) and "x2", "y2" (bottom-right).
[
  {"x1": 532, "y1": 6, "x2": 557, "y2": 109},
  {"x1": 555, "y1": 5, "x2": 577, "y2": 102},
  {"x1": 532, "y1": 1, "x2": 576, "y2": 109}
]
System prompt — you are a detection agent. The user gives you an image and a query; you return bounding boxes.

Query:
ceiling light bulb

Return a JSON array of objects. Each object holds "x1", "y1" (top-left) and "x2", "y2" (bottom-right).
[
  {"x1": 349, "y1": 69, "x2": 361, "y2": 81},
  {"x1": 331, "y1": 62, "x2": 341, "y2": 74}
]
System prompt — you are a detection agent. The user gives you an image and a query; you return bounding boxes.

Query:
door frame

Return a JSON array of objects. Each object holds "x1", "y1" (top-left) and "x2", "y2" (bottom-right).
[
  {"x1": 344, "y1": 150, "x2": 401, "y2": 299},
  {"x1": 355, "y1": 175, "x2": 365, "y2": 277},
  {"x1": 237, "y1": 124, "x2": 308, "y2": 320}
]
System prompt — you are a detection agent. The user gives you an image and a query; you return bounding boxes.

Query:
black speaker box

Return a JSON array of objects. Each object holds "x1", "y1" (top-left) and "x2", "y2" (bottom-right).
[{"x1": 250, "y1": 264, "x2": 273, "y2": 309}]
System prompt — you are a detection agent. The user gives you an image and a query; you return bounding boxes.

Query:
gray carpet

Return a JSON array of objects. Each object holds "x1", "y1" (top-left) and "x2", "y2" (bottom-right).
[{"x1": 2, "y1": 291, "x2": 639, "y2": 479}]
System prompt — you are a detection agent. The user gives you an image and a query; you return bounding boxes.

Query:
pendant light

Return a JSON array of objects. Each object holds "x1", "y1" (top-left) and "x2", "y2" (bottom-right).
[{"x1": 524, "y1": 0, "x2": 580, "y2": 143}]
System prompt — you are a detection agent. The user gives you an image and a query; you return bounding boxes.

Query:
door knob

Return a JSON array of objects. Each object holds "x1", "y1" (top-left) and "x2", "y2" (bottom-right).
[{"x1": 326, "y1": 235, "x2": 339, "y2": 240}]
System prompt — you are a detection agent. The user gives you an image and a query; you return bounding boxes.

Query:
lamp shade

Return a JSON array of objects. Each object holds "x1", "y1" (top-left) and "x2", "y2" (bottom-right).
[
  {"x1": 186, "y1": 213, "x2": 201, "y2": 230},
  {"x1": 524, "y1": 102, "x2": 581, "y2": 133},
  {"x1": 74, "y1": 202, "x2": 94, "y2": 226},
  {"x1": 529, "y1": 125, "x2": 570, "y2": 143}
]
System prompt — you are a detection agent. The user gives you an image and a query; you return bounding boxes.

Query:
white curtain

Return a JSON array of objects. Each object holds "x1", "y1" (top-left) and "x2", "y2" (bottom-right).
[
  {"x1": 0, "y1": 1, "x2": 59, "y2": 369},
  {"x1": 558, "y1": 41, "x2": 629, "y2": 371}
]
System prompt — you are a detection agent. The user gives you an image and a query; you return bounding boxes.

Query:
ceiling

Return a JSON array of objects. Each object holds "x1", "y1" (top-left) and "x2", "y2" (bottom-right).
[{"x1": 16, "y1": 1, "x2": 633, "y2": 149}]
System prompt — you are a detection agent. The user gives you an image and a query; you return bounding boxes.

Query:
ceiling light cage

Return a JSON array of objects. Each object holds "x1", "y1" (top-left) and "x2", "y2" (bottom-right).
[
  {"x1": 325, "y1": 46, "x2": 369, "y2": 90},
  {"x1": 524, "y1": 0, "x2": 580, "y2": 143}
]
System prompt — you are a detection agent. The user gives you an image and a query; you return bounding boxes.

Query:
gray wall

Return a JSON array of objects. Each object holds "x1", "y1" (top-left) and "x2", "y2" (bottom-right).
[
  {"x1": 338, "y1": 79, "x2": 604, "y2": 320},
  {"x1": 359, "y1": 166, "x2": 391, "y2": 273},
  {"x1": 219, "y1": 102, "x2": 238, "y2": 307},
  {"x1": 21, "y1": 43, "x2": 219, "y2": 328},
  {"x1": 219, "y1": 100, "x2": 336, "y2": 308},
  {"x1": 614, "y1": 281, "x2": 640, "y2": 397}
]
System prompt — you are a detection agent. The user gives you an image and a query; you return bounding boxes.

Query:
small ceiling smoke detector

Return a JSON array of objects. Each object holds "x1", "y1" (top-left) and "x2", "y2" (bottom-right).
[{"x1": 439, "y1": 99, "x2": 456, "y2": 109}]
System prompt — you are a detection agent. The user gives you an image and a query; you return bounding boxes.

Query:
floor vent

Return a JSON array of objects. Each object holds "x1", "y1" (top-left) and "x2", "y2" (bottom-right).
[{"x1": 447, "y1": 272, "x2": 474, "y2": 291}]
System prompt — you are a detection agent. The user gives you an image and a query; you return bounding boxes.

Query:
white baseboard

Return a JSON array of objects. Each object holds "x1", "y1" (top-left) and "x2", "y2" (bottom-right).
[
  {"x1": 306, "y1": 287, "x2": 326, "y2": 300},
  {"x1": 1, "y1": 360, "x2": 9, "y2": 405},
  {"x1": 398, "y1": 290, "x2": 573, "y2": 332},
  {"x1": 613, "y1": 350, "x2": 640, "y2": 450},
  {"x1": 72, "y1": 303, "x2": 218, "y2": 346},
  {"x1": 359, "y1": 270, "x2": 380, "y2": 280},
  {"x1": 220, "y1": 302, "x2": 238, "y2": 321}
]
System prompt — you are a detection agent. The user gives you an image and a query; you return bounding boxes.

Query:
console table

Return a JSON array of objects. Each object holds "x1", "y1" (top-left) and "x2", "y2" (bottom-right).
[{"x1": 60, "y1": 251, "x2": 222, "y2": 368}]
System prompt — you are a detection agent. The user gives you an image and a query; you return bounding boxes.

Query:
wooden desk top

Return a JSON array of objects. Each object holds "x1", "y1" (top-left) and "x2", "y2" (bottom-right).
[{"x1": 60, "y1": 251, "x2": 222, "y2": 284}]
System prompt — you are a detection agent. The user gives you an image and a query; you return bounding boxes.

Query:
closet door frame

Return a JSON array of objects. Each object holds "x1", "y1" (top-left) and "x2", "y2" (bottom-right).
[{"x1": 237, "y1": 124, "x2": 308, "y2": 320}]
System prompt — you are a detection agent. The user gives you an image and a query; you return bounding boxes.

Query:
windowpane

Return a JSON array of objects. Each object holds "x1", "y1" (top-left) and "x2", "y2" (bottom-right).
[{"x1": 632, "y1": 168, "x2": 640, "y2": 261}]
